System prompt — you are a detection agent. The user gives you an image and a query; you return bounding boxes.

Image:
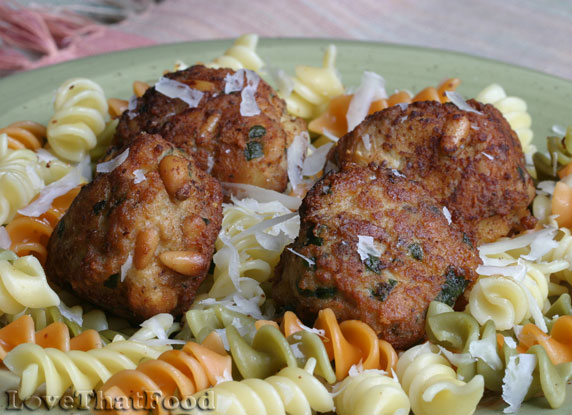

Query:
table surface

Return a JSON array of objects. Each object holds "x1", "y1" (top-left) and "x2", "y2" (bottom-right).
[{"x1": 115, "y1": 0, "x2": 572, "y2": 81}]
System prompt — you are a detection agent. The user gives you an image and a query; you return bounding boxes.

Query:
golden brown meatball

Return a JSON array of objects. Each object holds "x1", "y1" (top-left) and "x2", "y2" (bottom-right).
[
  {"x1": 328, "y1": 100, "x2": 536, "y2": 244},
  {"x1": 115, "y1": 65, "x2": 306, "y2": 192},
  {"x1": 45, "y1": 134, "x2": 223, "y2": 321},
  {"x1": 272, "y1": 164, "x2": 481, "y2": 349}
]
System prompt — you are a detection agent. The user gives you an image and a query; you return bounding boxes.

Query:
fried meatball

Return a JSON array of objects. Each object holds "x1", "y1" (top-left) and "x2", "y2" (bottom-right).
[
  {"x1": 272, "y1": 165, "x2": 481, "y2": 349},
  {"x1": 328, "y1": 100, "x2": 536, "y2": 244},
  {"x1": 45, "y1": 134, "x2": 222, "y2": 321},
  {"x1": 114, "y1": 65, "x2": 306, "y2": 192}
]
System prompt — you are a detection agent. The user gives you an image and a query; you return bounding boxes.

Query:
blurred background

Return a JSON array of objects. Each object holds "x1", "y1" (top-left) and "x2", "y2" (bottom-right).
[{"x1": 0, "y1": 0, "x2": 571, "y2": 79}]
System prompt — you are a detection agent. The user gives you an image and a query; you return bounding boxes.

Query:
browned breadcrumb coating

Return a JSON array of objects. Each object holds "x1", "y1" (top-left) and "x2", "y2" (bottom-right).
[
  {"x1": 272, "y1": 164, "x2": 481, "y2": 349},
  {"x1": 114, "y1": 65, "x2": 306, "y2": 192},
  {"x1": 45, "y1": 134, "x2": 222, "y2": 321},
  {"x1": 328, "y1": 100, "x2": 536, "y2": 244}
]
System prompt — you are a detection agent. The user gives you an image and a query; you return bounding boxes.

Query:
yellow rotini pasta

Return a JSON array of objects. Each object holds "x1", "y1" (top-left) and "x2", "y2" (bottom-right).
[
  {"x1": 0, "y1": 250, "x2": 59, "y2": 315},
  {"x1": 0, "y1": 134, "x2": 45, "y2": 225},
  {"x1": 3, "y1": 340, "x2": 169, "y2": 401},
  {"x1": 476, "y1": 83, "x2": 533, "y2": 153},
  {"x1": 396, "y1": 342, "x2": 484, "y2": 415},
  {"x1": 545, "y1": 226, "x2": 572, "y2": 285},
  {"x1": 333, "y1": 370, "x2": 410, "y2": 415},
  {"x1": 47, "y1": 78, "x2": 108, "y2": 162},
  {"x1": 206, "y1": 33, "x2": 264, "y2": 72}
]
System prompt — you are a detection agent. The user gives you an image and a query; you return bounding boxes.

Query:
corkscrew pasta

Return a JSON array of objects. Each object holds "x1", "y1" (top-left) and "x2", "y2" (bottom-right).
[
  {"x1": 3, "y1": 340, "x2": 169, "y2": 401},
  {"x1": 333, "y1": 370, "x2": 410, "y2": 415},
  {"x1": 545, "y1": 227, "x2": 572, "y2": 285},
  {"x1": 206, "y1": 33, "x2": 264, "y2": 72},
  {"x1": 0, "y1": 134, "x2": 45, "y2": 225},
  {"x1": 0, "y1": 121, "x2": 46, "y2": 150},
  {"x1": 47, "y1": 78, "x2": 108, "y2": 162},
  {"x1": 515, "y1": 315, "x2": 572, "y2": 364}
]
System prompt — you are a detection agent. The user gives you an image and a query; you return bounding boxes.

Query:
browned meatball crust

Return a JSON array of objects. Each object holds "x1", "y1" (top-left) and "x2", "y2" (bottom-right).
[
  {"x1": 45, "y1": 134, "x2": 223, "y2": 321},
  {"x1": 114, "y1": 65, "x2": 306, "y2": 192},
  {"x1": 328, "y1": 100, "x2": 536, "y2": 244},
  {"x1": 272, "y1": 165, "x2": 481, "y2": 349}
]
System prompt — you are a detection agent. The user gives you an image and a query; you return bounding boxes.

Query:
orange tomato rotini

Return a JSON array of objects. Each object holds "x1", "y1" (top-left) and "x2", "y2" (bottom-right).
[
  {"x1": 514, "y1": 315, "x2": 572, "y2": 365},
  {"x1": 0, "y1": 315, "x2": 102, "y2": 360},
  {"x1": 5, "y1": 186, "x2": 81, "y2": 264},
  {"x1": 0, "y1": 121, "x2": 46, "y2": 150},
  {"x1": 108, "y1": 81, "x2": 150, "y2": 118}
]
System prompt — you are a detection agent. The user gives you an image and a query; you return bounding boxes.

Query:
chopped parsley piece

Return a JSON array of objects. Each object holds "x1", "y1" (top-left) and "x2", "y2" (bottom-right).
[
  {"x1": 244, "y1": 141, "x2": 264, "y2": 161},
  {"x1": 104, "y1": 273, "x2": 120, "y2": 289},
  {"x1": 462, "y1": 233, "x2": 473, "y2": 248},
  {"x1": 408, "y1": 243, "x2": 423, "y2": 261},
  {"x1": 304, "y1": 226, "x2": 324, "y2": 246},
  {"x1": 365, "y1": 255, "x2": 381, "y2": 274},
  {"x1": 92, "y1": 200, "x2": 106, "y2": 215},
  {"x1": 298, "y1": 286, "x2": 337, "y2": 299},
  {"x1": 371, "y1": 279, "x2": 397, "y2": 301},
  {"x1": 202, "y1": 217, "x2": 210, "y2": 225},
  {"x1": 434, "y1": 266, "x2": 468, "y2": 306},
  {"x1": 248, "y1": 125, "x2": 267, "y2": 139}
]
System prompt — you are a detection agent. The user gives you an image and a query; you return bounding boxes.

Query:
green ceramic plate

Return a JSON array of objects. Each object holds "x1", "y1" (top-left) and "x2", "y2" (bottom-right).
[{"x1": 0, "y1": 38, "x2": 571, "y2": 414}]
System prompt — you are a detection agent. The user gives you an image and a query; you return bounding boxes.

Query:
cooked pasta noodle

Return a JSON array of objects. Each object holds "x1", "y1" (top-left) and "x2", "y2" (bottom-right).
[
  {"x1": 206, "y1": 33, "x2": 264, "y2": 72},
  {"x1": 515, "y1": 316, "x2": 572, "y2": 364},
  {"x1": 476, "y1": 83, "x2": 533, "y2": 153},
  {"x1": 5, "y1": 186, "x2": 80, "y2": 264},
  {"x1": 97, "y1": 333, "x2": 231, "y2": 414},
  {"x1": 334, "y1": 370, "x2": 410, "y2": 415},
  {"x1": 3, "y1": 340, "x2": 169, "y2": 401},
  {"x1": 0, "y1": 315, "x2": 102, "y2": 360},
  {"x1": 0, "y1": 134, "x2": 45, "y2": 225},
  {"x1": 0, "y1": 251, "x2": 59, "y2": 315},
  {"x1": 396, "y1": 342, "x2": 484, "y2": 415},
  {"x1": 0, "y1": 121, "x2": 46, "y2": 150},
  {"x1": 47, "y1": 78, "x2": 108, "y2": 162},
  {"x1": 545, "y1": 227, "x2": 572, "y2": 285}
]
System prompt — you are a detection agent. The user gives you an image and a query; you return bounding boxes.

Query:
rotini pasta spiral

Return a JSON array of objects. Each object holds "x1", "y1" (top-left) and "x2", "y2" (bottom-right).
[
  {"x1": 476, "y1": 83, "x2": 533, "y2": 153},
  {"x1": 47, "y1": 78, "x2": 108, "y2": 162},
  {"x1": 5, "y1": 186, "x2": 80, "y2": 264},
  {"x1": 0, "y1": 134, "x2": 45, "y2": 225},
  {"x1": 0, "y1": 315, "x2": 102, "y2": 360},
  {"x1": 333, "y1": 370, "x2": 410, "y2": 415},
  {"x1": 0, "y1": 250, "x2": 59, "y2": 315},
  {"x1": 206, "y1": 33, "x2": 264, "y2": 72},
  {"x1": 3, "y1": 340, "x2": 169, "y2": 401},
  {"x1": 515, "y1": 315, "x2": 572, "y2": 365},
  {"x1": 175, "y1": 360, "x2": 334, "y2": 415},
  {"x1": 0, "y1": 121, "x2": 46, "y2": 150},
  {"x1": 396, "y1": 342, "x2": 485, "y2": 415},
  {"x1": 545, "y1": 227, "x2": 572, "y2": 285},
  {"x1": 97, "y1": 333, "x2": 232, "y2": 414}
]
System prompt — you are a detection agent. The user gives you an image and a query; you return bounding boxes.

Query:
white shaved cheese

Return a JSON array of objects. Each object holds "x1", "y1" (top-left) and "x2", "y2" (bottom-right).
[
  {"x1": 392, "y1": 169, "x2": 405, "y2": 178},
  {"x1": 120, "y1": 253, "x2": 133, "y2": 282},
  {"x1": 35, "y1": 148, "x2": 60, "y2": 163},
  {"x1": 357, "y1": 235, "x2": 381, "y2": 261},
  {"x1": 214, "y1": 328, "x2": 230, "y2": 350},
  {"x1": 0, "y1": 227, "x2": 11, "y2": 249},
  {"x1": 536, "y1": 180, "x2": 556, "y2": 196},
  {"x1": 322, "y1": 129, "x2": 339, "y2": 142},
  {"x1": 552, "y1": 124, "x2": 566, "y2": 136},
  {"x1": 513, "y1": 325, "x2": 523, "y2": 339},
  {"x1": 155, "y1": 77, "x2": 204, "y2": 108},
  {"x1": 133, "y1": 169, "x2": 146, "y2": 184},
  {"x1": 437, "y1": 346, "x2": 475, "y2": 367},
  {"x1": 18, "y1": 158, "x2": 85, "y2": 217},
  {"x1": 442, "y1": 206, "x2": 452, "y2": 224},
  {"x1": 399, "y1": 116, "x2": 408, "y2": 123},
  {"x1": 231, "y1": 293, "x2": 266, "y2": 320},
  {"x1": 347, "y1": 71, "x2": 388, "y2": 131},
  {"x1": 521, "y1": 229, "x2": 558, "y2": 261},
  {"x1": 445, "y1": 91, "x2": 483, "y2": 115},
  {"x1": 57, "y1": 302, "x2": 83, "y2": 327},
  {"x1": 362, "y1": 134, "x2": 372, "y2": 151},
  {"x1": 132, "y1": 313, "x2": 174, "y2": 341},
  {"x1": 478, "y1": 226, "x2": 557, "y2": 256},
  {"x1": 476, "y1": 264, "x2": 527, "y2": 281},
  {"x1": 215, "y1": 368, "x2": 233, "y2": 385},
  {"x1": 287, "y1": 132, "x2": 309, "y2": 192},
  {"x1": 207, "y1": 154, "x2": 215, "y2": 174},
  {"x1": 222, "y1": 182, "x2": 302, "y2": 210},
  {"x1": 232, "y1": 212, "x2": 298, "y2": 243},
  {"x1": 397, "y1": 102, "x2": 408, "y2": 111},
  {"x1": 290, "y1": 342, "x2": 305, "y2": 359},
  {"x1": 303, "y1": 143, "x2": 333, "y2": 176},
  {"x1": 469, "y1": 338, "x2": 503, "y2": 370},
  {"x1": 96, "y1": 148, "x2": 129, "y2": 173},
  {"x1": 127, "y1": 94, "x2": 138, "y2": 119},
  {"x1": 481, "y1": 257, "x2": 517, "y2": 267},
  {"x1": 224, "y1": 69, "x2": 245, "y2": 94},
  {"x1": 522, "y1": 283, "x2": 547, "y2": 332},
  {"x1": 471, "y1": 124, "x2": 481, "y2": 131},
  {"x1": 482, "y1": 152, "x2": 494, "y2": 160},
  {"x1": 174, "y1": 60, "x2": 188, "y2": 71},
  {"x1": 502, "y1": 354, "x2": 536, "y2": 413},
  {"x1": 240, "y1": 70, "x2": 260, "y2": 116},
  {"x1": 503, "y1": 336, "x2": 517, "y2": 349},
  {"x1": 266, "y1": 66, "x2": 294, "y2": 97},
  {"x1": 348, "y1": 361, "x2": 364, "y2": 377},
  {"x1": 287, "y1": 247, "x2": 316, "y2": 266},
  {"x1": 255, "y1": 231, "x2": 291, "y2": 252},
  {"x1": 296, "y1": 321, "x2": 325, "y2": 337},
  {"x1": 214, "y1": 235, "x2": 240, "y2": 289}
]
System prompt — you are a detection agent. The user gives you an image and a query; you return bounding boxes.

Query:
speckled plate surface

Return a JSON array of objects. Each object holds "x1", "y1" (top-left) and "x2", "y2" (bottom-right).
[{"x1": 0, "y1": 38, "x2": 571, "y2": 414}]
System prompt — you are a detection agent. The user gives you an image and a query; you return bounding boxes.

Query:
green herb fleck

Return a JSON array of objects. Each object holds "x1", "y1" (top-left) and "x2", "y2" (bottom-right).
[
  {"x1": 298, "y1": 286, "x2": 337, "y2": 299},
  {"x1": 434, "y1": 266, "x2": 468, "y2": 306},
  {"x1": 244, "y1": 141, "x2": 264, "y2": 161},
  {"x1": 304, "y1": 226, "x2": 324, "y2": 246},
  {"x1": 248, "y1": 125, "x2": 267, "y2": 139},
  {"x1": 462, "y1": 233, "x2": 473, "y2": 248},
  {"x1": 408, "y1": 243, "x2": 423, "y2": 261},
  {"x1": 371, "y1": 279, "x2": 398, "y2": 301},
  {"x1": 517, "y1": 165, "x2": 525, "y2": 181},
  {"x1": 104, "y1": 273, "x2": 120, "y2": 289},
  {"x1": 92, "y1": 200, "x2": 106, "y2": 215},
  {"x1": 365, "y1": 255, "x2": 382, "y2": 274},
  {"x1": 56, "y1": 220, "x2": 65, "y2": 237},
  {"x1": 202, "y1": 217, "x2": 210, "y2": 225}
]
